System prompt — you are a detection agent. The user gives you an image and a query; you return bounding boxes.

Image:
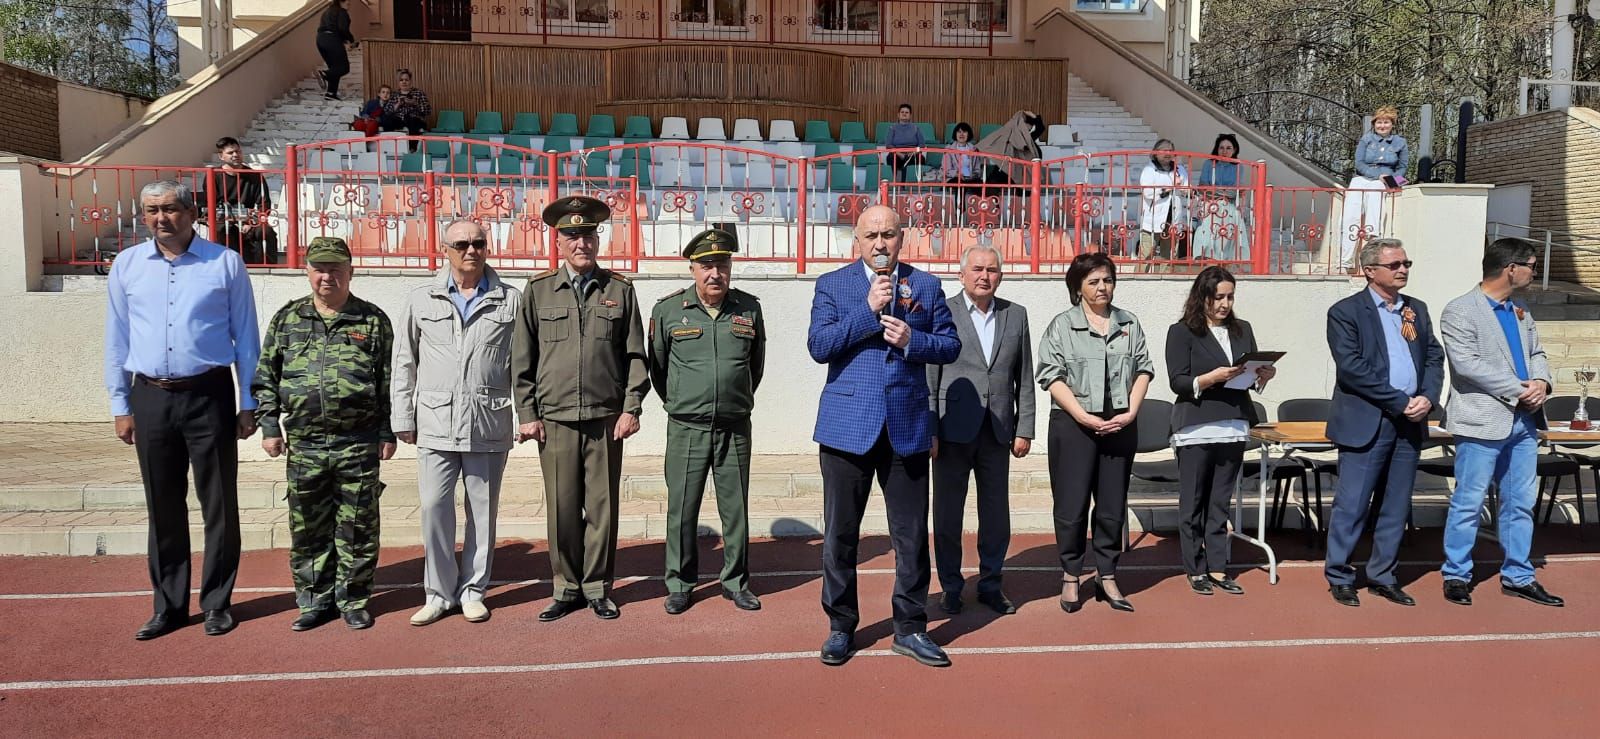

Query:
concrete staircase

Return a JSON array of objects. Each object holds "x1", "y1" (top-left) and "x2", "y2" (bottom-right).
[
  {"x1": 1523, "y1": 282, "x2": 1600, "y2": 395},
  {"x1": 1066, "y1": 73, "x2": 1158, "y2": 153},
  {"x1": 235, "y1": 49, "x2": 366, "y2": 170}
]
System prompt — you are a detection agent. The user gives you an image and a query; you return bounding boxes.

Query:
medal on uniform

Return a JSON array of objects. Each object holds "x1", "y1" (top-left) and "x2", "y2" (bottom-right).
[
  {"x1": 602, "y1": 299, "x2": 618, "y2": 308},
  {"x1": 1400, "y1": 306, "x2": 1417, "y2": 342},
  {"x1": 731, "y1": 316, "x2": 753, "y2": 327}
]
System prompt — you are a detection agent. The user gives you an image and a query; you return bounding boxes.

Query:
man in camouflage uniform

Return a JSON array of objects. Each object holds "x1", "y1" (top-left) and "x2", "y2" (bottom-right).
[
  {"x1": 648, "y1": 228, "x2": 766, "y2": 615},
  {"x1": 253, "y1": 237, "x2": 395, "y2": 631}
]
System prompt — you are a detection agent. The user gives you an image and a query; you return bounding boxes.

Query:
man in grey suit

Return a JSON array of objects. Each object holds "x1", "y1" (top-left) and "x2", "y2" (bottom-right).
[
  {"x1": 1439, "y1": 238, "x2": 1561, "y2": 607},
  {"x1": 927, "y1": 244, "x2": 1035, "y2": 615}
]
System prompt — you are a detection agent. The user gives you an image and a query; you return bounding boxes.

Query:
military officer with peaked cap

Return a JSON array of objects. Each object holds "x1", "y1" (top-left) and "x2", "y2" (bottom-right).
[
  {"x1": 512, "y1": 195, "x2": 650, "y2": 622},
  {"x1": 648, "y1": 228, "x2": 766, "y2": 615}
]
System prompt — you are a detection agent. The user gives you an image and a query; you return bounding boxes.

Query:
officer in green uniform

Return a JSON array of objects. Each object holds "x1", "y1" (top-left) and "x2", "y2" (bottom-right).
[
  {"x1": 649, "y1": 228, "x2": 766, "y2": 615},
  {"x1": 512, "y1": 196, "x2": 650, "y2": 622},
  {"x1": 253, "y1": 237, "x2": 396, "y2": 632}
]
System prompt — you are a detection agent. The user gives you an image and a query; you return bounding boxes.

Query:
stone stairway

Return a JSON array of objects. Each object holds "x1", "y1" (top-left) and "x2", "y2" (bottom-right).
[
  {"x1": 1065, "y1": 73, "x2": 1159, "y2": 154},
  {"x1": 235, "y1": 49, "x2": 366, "y2": 171},
  {"x1": 1522, "y1": 282, "x2": 1600, "y2": 395}
]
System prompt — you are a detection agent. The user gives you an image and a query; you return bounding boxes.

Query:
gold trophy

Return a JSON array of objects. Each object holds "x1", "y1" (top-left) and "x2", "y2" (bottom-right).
[{"x1": 1574, "y1": 364, "x2": 1596, "y2": 431}]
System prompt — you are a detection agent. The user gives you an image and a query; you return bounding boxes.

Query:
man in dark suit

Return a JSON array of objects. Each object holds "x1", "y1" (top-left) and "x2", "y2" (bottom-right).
[
  {"x1": 1323, "y1": 238, "x2": 1445, "y2": 607},
  {"x1": 927, "y1": 244, "x2": 1033, "y2": 616},
  {"x1": 808, "y1": 204, "x2": 960, "y2": 667}
]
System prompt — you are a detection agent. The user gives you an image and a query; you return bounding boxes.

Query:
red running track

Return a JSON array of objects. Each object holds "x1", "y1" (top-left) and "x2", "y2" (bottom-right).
[{"x1": 2, "y1": 530, "x2": 1599, "y2": 736}]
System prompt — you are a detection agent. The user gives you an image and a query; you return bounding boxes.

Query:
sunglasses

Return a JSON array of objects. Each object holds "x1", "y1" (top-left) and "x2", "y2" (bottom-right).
[
  {"x1": 1365, "y1": 260, "x2": 1413, "y2": 271},
  {"x1": 445, "y1": 239, "x2": 488, "y2": 251}
]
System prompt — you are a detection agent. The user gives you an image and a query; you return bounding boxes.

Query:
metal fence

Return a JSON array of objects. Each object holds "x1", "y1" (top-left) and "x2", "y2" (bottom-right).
[{"x1": 40, "y1": 138, "x2": 1398, "y2": 276}]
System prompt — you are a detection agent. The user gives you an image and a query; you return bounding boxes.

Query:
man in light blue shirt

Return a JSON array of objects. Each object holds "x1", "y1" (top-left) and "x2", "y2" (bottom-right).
[{"x1": 104, "y1": 180, "x2": 260, "y2": 641}]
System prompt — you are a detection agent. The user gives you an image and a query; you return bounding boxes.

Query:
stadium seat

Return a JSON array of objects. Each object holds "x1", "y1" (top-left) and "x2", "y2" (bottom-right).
[
  {"x1": 464, "y1": 134, "x2": 495, "y2": 159},
  {"x1": 839, "y1": 121, "x2": 868, "y2": 144},
  {"x1": 622, "y1": 116, "x2": 653, "y2": 140},
  {"x1": 581, "y1": 152, "x2": 610, "y2": 178},
  {"x1": 862, "y1": 161, "x2": 883, "y2": 191},
  {"x1": 543, "y1": 136, "x2": 571, "y2": 153},
  {"x1": 502, "y1": 134, "x2": 535, "y2": 152},
  {"x1": 434, "y1": 110, "x2": 466, "y2": 134},
  {"x1": 979, "y1": 123, "x2": 1001, "y2": 139},
  {"x1": 917, "y1": 122, "x2": 936, "y2": 144},
  {"x1": 773, "y1": 141, "x2": 806, "y2": 160},
  {"x1": 803, "y1": 120, "x2": 833, "y2": 143},
  {"x1": 874, "y1": 121, "x2": 891, "y2": 145},
  {"x1": 471, "y1": 111, "x2": 504, "y2": 134},
  {"x1": 697, "y1": 117, "x2": 728, "y2": 141},
  {"x1": 398, "y1": 153, "x2": 430, "y2": 173},
  {"x1": 944, "y1": 122, "x2": 958, "y2": 143},
  {"x1": 548, "y1": 113, "x2": 581, "y2": 137},
  {"x1": 660, "y1": 117, "x2": 691, "y2": 139},
  {"x1": 768, "y1": 120, "x2": 799, "y2": 142},
  {"x1": 732, "y1": 118, "x2": 763, "y2": 141},
  {"x1": 509, "y1": 112, "x2": 541, "y2": 135},
  {"x1": 449, "y1": 153, "x2": 479, "y2": 175},
  {"x1": 1047, "y1": 124, "x2": 1079, "y2": 146},
  {"x1": 586, "y1": 114, "x2": 617, "y2": 138},
  {"x1": 494, "y1": 153, "x2": 527, "y2": 176},
  {"x1": 619, "y1": 156, "x2": 651, "y2": 188},
  {"x1": 827, "y1": 159, "x2": 855, "y2": 191},
  {"x1": 425, "y1": 138, "x2": 454, "y2": 158}
]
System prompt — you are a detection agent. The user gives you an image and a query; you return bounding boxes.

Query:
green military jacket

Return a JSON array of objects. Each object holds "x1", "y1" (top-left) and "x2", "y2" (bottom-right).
[
  {"x1": 512, "y1": 266, "x2": 650, "y2": 423},
  {"x1": 253, "y1": 294, "x2": 395, "y2": 442},
  {"x1": 647, "y1": 286, "x2": 765, "y2": 428}
]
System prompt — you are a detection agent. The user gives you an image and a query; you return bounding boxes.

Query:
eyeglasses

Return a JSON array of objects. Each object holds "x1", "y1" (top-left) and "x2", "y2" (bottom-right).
[
  {"x1": 1512, "y1": 260, "x2": 1538, "y2": 270},
  {"x1": 445, "y1": 239, "x2": 488, "y2": 251},
  {"x1": 1364, "y1": 260, "x2": 1414, "y2": 271}
]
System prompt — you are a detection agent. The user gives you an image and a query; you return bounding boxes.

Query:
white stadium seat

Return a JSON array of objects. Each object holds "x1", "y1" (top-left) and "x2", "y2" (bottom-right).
[{"x1": 660, "y1": 117, "x2": 691, "y2": 140}]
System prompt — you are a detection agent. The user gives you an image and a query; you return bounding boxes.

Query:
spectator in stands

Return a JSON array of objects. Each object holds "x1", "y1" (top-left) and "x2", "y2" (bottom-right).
[
  {"x1": 315, "y1": 0, "x2": 357, "y2": 101},
  {"x1": 884, "y1": 103, "x2": 927, "y2": 182},
  {"x1": 976, "y1": 110, "x2": 1044, "y2": 186},
  {"x1": 198, "y1": 137, "x2": 280, "y2": 265},
  {"x1": 1193, "y1": 133, "x2": 1250, "y2": 263},
  {"x1": 352, "y1": 85, "x2": 390, "y2": 138},
  {"x1": 1338, "y1": 105, "x2": 1409, "y2": 273},
  {"x1": 1138, "y1": 139, "x2": 1189, "y2": 273},
  {"x1": 941, "y1": 122, "x2": 983, "y2": 185},
  {"x1": 382, "y1": 69, "x2": 431, "y2": 151}
]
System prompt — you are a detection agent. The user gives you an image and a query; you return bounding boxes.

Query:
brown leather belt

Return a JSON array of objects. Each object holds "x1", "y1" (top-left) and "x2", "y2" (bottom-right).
[{"x1": 136, "y1": 367, "x2": 229, "y2": 391}]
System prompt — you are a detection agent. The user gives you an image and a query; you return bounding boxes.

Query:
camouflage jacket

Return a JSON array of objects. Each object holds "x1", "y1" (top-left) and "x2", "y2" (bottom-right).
[{"x1": 253, "y1": 294, "x2": 395, "y2": 442}]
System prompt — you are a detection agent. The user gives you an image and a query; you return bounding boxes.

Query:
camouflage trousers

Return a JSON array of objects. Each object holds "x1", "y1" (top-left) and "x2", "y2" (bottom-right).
[{"x1": 286, "y1": 438, "x2": 384, "y2": 613}]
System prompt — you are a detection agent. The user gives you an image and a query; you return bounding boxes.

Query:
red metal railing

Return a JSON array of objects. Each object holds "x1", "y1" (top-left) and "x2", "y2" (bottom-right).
[
  {"x1": 427, "y1": 0, "x2": 996, "y2": 54},
  {"x1": 39, "y1": 139, "x2": 1398, "y2": 276}
]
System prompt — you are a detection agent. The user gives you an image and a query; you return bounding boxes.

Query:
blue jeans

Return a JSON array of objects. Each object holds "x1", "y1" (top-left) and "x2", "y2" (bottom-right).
[{"x1": 1441, "y1": 413, "x2": 1539, "y2": 586}]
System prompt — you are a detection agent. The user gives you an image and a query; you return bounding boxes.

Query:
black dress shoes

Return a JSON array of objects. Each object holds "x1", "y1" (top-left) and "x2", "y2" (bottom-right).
[
  {"x1": 1443, "y1": 579, "x2": 1473, "y2": 606},
  {"x1": 135, "y1": 612, "x2": 184, "y2": 641},
  {"x1": 820, "y1": 631, "x2": 853, "y2": 666},
  {"x1": 939, "y1": 591, "x2": 963, "y2": 614},
  {"x1": 342, "y1": 609, "x2": 373, "y2": 630},
  {"x1": 1209, "y1": 576, "x2": 1245, "y2": 595},
  {"x1": 891, "y1": 633, "x2": 951, "y2": 667},
  {"x1": 977, "y1": 591, "x2": 1017, "y2": 615},
  {"x1": 539, "y1": 599, "x2": 585, "y2": 622},
  {"x1": 1329, "y1": 585, "x2": 1361, "y2": 607},
  {"x1": 203, "y1": 609, "x2": 236, "y2": 636},
  {"x1": 1367, "y1": 583, "x2": 1417, "y2": 606},
  {"x1": 1095, "y1": 585, "x2": 1135, "y2": 613},
  {"x1": 292, "y1": 608, "x2": 337, "y2": 632},
  {"x1": 722, "y1": 589, "x2": 762, "y2": 611},
  {"x1": 589, "y1": 597, "x2": 620, "y2": 619},
  {"x1": 1502, "y1": 580, "x2": 1564, "y2": 607},
  {"x1": 664, "y1": 592, "x2": 692, "y2": 615},
  {"x1": 1189, "y1": 576, "x2": 1215, "y2": 596}
]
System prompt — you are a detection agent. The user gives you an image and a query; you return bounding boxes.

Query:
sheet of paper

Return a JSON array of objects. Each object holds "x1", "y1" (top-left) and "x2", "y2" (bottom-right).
[{"x1": 1226, "y1": 361, "x2": 1273, "y2": 390}]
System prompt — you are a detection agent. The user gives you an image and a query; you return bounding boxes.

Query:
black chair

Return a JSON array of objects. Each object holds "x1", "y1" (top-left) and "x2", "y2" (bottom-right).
[
  {"x1": 1241, "y1": 401, "x2": 1312, "y2": 539},
  {"x1": 1414, "y1": 405, "x2": 1461, "y2": 523},
  {"x1": 1276, "y1": 398, "x2": 1335, "y2": 533},
  {"x1": 1131, "y1": 398, "x2": 1179, "y2": 484}
]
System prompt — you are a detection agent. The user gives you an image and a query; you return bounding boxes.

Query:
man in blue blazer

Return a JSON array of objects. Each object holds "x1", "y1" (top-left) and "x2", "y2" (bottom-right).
[
  {"x1": 808, "y1": 205, "x2": 960, "y2": 667},
  {"x1": 1324, "y1": 238, "x2": 1445, "y2": 607}
]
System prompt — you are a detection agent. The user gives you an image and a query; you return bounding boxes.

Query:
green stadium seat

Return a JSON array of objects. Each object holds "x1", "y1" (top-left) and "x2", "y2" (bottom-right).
[
  {"x1": 917, "y1": 122, "x2": 936, "y2": 144},
  {"x1": 449, "y1": 153, "x2": 479, "y2": 175},
  {"x1": 548, "y1": 113, "x2": 580, "y2": 137},
  {"x1": 839, "y1": 121, "x2": 868, "y2": 144},
  {"x1": 434, "y1": 110, "x2": 466, "y2": 134},
  {"x1": 874, "y1": 121, "x2": 891, "y2": 145},
  {"x1": 862, "y1": 161, "x2": 883, "y2": 191},
  {"x1": 803, "y1": 120, "x2": 833, "y2": 143},
  {"x1": 619, "y1": 157, "x2": 650, "y2": 188},
  {"x1": 494, "y1": 154, "x2": 527, "y2": 176},
  {"x1": 425, "y1": 138, "x2": 453, "y2": 158},
  {"x1": 470, "y1": 111, "x2": 503, "y2": 134},
  {"x1": 811, "y1": 142, "x2": 842, "y2": 158},
  {"x1": 509, "y1": 112, "x2": 541, "y2": 135},
  {"x1": 828, "y1": 159, "x2": 856, "y2": 191},
  {"x1": 581, "y1": 135, "x2": 612, "y2": 152},
  {"x1": 399, "y1": 153, "x2": 430, "y2": 173},
  {"x1": 464, "y1": 133, "x2": 495, "y2": 159},
  {"x1": 502, "y1": 134, "x2": 534, "y2": 152},
  {"x1": 543, "y1": 136, "x2": 571, "y2": 153},
  {"x1": 922, "y1": 151, "x2": 944, "y2": 169},
  {"x1": 582, "y1": 153, "x2": 610, "y2": 177},
  {"x1": 586, "y1": 114, "x2": 617, "y2": 138},
  {"x1": 622, "y1": 116, "x2": 653, "y2": 140},
  {"x1": 979, "y1": 123, "x2": 1001, "y2": 139},
  {"x1": 945, "y1": 122, "x2": 958, "y2": 143}
]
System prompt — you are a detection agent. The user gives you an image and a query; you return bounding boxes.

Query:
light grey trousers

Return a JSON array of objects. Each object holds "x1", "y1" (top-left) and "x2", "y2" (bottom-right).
[{"x1": 416, "y1": 448, "x2": 508, "y2": 608}]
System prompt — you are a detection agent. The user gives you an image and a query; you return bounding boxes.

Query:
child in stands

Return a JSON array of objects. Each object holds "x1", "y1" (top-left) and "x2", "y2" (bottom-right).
[{"x1": 353, "y1": 85, "x2": 390, "y2": 137}]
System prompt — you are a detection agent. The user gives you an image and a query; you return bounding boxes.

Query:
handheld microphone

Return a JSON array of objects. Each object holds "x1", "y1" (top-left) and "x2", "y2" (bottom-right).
[{"x1": 872, "y1": 254, "x2": 892, "y2": 319}]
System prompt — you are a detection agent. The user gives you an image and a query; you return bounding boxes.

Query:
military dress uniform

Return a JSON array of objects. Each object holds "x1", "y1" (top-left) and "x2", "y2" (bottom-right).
[
  {"x1": 252, "y1": 238, "x2": 394, "y2": 619},
  {"x1": 648, "y1": 229, "x2": 766, "y2": 609},
  {"x1": 512, "y1": 197, "x2": 650, "y2": 611}
]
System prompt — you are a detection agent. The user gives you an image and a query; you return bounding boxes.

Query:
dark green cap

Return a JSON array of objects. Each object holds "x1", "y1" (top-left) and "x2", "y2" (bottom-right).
[
  {"x1": 305, "y1": 236, "x2": 351, "y2": 264},
  {"x1": 542, "y1": 195, "x2": 610, "y2": 232},
  {"x1": 682, "y1": 228, "x2": 738, "y2": 261}
]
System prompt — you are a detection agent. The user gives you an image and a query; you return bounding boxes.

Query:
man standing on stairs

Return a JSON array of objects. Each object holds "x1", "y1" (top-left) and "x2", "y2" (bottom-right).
[{"x1": 316, "y1": 0, "x2": 357, "y2": 101}]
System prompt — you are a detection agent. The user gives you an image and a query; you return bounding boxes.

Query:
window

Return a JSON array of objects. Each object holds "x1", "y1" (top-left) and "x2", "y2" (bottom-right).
[
  {"x1": 814, "y1": 0, "x2": 880, "y2": 33},
  {"x1": 1075, "y1": 0, "x2": 1146, "y2": 11},
  {"x1": 545, "y1": 0, "x2": 610, "y2": 24},
  {"x1": 678, "y1": 0, "x2": 747, "y2": 27}
]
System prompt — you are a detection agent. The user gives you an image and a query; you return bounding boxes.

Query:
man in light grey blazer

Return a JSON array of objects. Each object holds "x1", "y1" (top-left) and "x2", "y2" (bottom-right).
[
  {"x1": 1439, "y1": 238, "x2": 1561, "y2": 608},
  {"x1": 927, "y1": 244, "x2": 1035, "y2": 615}
]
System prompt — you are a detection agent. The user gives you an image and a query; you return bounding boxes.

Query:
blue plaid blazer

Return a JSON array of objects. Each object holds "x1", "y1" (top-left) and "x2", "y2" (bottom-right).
[{"x1": 807, "y1": 260, "x2": 961, "y2": 455}]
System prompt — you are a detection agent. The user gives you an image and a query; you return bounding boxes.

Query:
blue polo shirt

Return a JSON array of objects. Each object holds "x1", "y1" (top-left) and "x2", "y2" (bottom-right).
[
  {"x1": 1370, "y1": 288, "x2": 1417, "y2": 396},
  {"x1": 1488, "y1": 295, "x2": 1530, "y2": 381},
  {"x1": 447, "y1": 272, "x2": 490, "y2": 322}
]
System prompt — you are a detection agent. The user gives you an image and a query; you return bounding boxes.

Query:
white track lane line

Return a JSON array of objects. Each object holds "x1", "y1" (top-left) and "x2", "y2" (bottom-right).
[
  {"x1": 5, "y1": 554, "x2": 1600, "y2": 601},
  {"x1": 1, "y1": 629, "x2": 1597, "y2": 692}
]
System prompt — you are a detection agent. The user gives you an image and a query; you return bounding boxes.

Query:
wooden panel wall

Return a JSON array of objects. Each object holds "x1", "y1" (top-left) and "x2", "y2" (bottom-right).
[{"x1": 363, "y1": 40, "x2": 1065, "y2": 136}]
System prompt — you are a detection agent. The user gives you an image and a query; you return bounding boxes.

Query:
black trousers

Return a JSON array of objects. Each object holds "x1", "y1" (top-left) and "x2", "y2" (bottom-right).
[
  {"x1": 1048, "y1": 409, "x2": 1135, "y2": 578},
  {"x1": 931, "y1": 416, "x2": 1011, "y2": 596},
  {"x1": 819, "y1": 430, "x2": 931, "y2": 636},
  {"x1": 1176, "y1": 441, "x2": 1245, "y2": 576},
  {"x1": 217, "y1": 222, "x2": 280, "y2": 265},
  {"x1": 129, "y1": 368, "x2": 241, "y2": 615},
  {"x1": 316, "y1": 33, "x2": 348, "y2": 94}
]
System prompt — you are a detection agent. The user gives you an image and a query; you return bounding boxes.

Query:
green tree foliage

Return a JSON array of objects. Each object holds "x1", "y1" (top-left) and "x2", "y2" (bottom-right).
[{"x1": 0, "y1": 0, "x2": 177, "y2": 99}]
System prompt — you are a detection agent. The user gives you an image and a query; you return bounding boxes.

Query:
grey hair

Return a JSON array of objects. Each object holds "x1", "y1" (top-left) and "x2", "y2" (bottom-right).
[
  {"x1": 959, "y1": 243, "x2": 1003, "y2": 272},
  {"x1": 139, "y1": 180, "x2": 194, "y2": 210},
  {"x1": 1359, "y1": 237, "x2": 1404, "y2": 267},
  {"x1": 441, "y1": 219, "x2": 486, "y2": 239}
]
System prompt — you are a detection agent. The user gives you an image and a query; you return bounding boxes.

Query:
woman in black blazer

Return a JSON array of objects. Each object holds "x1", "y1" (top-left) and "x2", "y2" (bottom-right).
[{"x1": 1165, "y1": 266, "x2": 1275, "y2": 595}]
